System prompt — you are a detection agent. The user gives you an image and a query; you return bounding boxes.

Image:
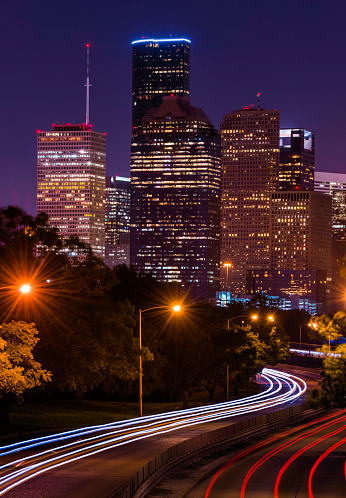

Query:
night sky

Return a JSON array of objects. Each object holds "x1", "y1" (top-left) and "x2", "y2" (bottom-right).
[{"x1": 1, "y1": 0, "x2": 345, "y2": 216}]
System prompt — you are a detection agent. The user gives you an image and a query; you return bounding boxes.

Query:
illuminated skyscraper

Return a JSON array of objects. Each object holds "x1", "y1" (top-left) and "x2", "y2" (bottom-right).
[
  {"x1": 270, "y1": 191, "x2": 332, "y2": 274},
  {"x1": 314, "y1": 171, "x2": 346, "y2": 240},
  {"x1": 279, "y1": 128, "x2": 315, "y2": 190},
  {"x1": 132, "y1": 37, "x2": 190, "y2": 136},
  {"x1": 105, "y1": 175, "x2": 131, "y2": 267},
  {"x1": 246, "y1": 191, "x2": 332, "y2": 313},
  {"x1": 314, "y1": 171, "x2": 346, "y2": 307},
  {"x1": 130, "y1": 95, "x2": 221, "y2": 299},
  {"x1": 37, "y1": 123, "x2": 106, "y2": 258},
  {"x1": 220, "y1": 107, "x2": 280, "y2": 295}
]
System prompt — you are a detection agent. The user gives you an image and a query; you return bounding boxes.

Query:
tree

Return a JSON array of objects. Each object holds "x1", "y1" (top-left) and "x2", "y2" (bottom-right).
[
  {"x1": 308, "y1": 312, "x2": 346, "y2": 409},
  {"x1": 0, "y1": 321, "x2": 51, "y2": 425}
]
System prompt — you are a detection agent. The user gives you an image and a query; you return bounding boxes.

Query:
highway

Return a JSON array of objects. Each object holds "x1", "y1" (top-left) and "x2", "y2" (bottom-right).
[
  {"x1": 202, "y1": 410, "x2": 346, "y2": 497},
  {"x1": 0, "y1": 368, "x2": 307, "y2": 496}
]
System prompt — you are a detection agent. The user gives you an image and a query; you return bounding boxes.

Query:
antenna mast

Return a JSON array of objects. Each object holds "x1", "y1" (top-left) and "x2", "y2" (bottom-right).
[
  {"x1": 85, "y1": 44, "x2": 91, "y2": 125},
  {"x1": 257, "y1": 92, "x2": 261, "y2": 110}
]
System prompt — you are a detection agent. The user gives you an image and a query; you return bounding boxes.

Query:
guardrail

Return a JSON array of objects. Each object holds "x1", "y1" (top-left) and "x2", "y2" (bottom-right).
[{"x1": 111, "y1": 402, "x2": 320, "y2": 498}]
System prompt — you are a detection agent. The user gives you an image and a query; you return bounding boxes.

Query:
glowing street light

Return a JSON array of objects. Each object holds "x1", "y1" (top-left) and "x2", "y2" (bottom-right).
[
  {"x1": 19, "y1": 284, "x2": 31, "y2": 294},
  {"x1": 139, "y1": 303, "x2": 181, "y2": 417},
  {"x1": 226, "y1": 314, "x2": 258, "y2": 401}
]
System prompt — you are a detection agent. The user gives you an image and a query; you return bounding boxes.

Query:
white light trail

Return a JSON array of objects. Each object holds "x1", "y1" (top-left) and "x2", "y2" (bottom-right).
[{"x1": 0, "y1": 368, "x2": 306, "y2": 495}]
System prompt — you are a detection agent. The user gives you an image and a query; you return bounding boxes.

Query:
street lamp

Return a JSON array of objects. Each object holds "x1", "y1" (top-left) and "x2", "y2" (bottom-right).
[
  {"x1": 226, "y1": 314, "x2": 259, "y2": 401},
  {"x1": 19, "y1": 284, "x2": 31, "y2": 294},
  {"x1": 139, "y1": 304, "x2": 181, "y2": 417}
]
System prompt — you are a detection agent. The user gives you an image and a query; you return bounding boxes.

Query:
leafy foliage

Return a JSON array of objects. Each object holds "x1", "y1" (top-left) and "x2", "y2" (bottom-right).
[{"x1": 0, "y1": 321, "x2": 51, "y2": 424}]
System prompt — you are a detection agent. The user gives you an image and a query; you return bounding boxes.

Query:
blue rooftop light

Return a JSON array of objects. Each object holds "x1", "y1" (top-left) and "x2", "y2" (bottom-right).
[{"x1": 132, "y1": 37, "x2": 191, "y2": 45}]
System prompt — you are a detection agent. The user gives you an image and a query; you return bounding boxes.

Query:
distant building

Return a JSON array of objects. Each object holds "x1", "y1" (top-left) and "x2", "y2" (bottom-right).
[
  {"x1": 105, "y1": 175, "x2": 131, "y2": 268},
  {"x1": 220, "y1": 106, "x2": 280, "y2": 295},
  {"x1": 37, "y1": 123, "x2": 106, "y2": 258},
  {"x1": 132, "y1": 37, "x2": 190, "y2": 136},
  {"x1": 314, "y1": 171, "x2": 346, "y2": 240},
  {"x1": 270, "y1": 191, "x2": 332, "y2": 277},
  {"x1": 248, "y1": 190, "x2": 333, "y2": 313},
  {"x1": 130, "y1": 95, "x2": 221, "y2": 299},
  {"x1": 279, "y1": 128, "x2": 315, "y2": 191},
  {"x1": 315, "y1": 171, "x2": 346, "y2": 309},
  {"x1": 246, "y1": 269, "x2": 327, "y2": 315}
]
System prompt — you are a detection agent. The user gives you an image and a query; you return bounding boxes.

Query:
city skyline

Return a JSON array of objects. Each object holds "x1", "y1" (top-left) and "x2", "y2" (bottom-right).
[{"x1": 1, "y1": 0, "x2": 345, "y2": 215}]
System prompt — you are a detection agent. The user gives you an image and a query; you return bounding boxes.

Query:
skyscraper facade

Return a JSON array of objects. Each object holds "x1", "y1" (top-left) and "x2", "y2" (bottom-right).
[
  {"x1": 314, "y1": 171, "x2": 346, "y2": 308},
  {"x1": 132, "y1": 37, "x2": 190, "y2": 136},
  {"x1": 246, "y1": 190, "x2": 332, "y2": 313},
  {"x1": 130, "y1": 95, "x2": 221, "y2": 299},
  {"x1": 37, "y1": 123, "x2": 106, "y2": 258},
  {"x1": 105, "y1": 175, "x2": 131, "y2": 268},
  {"x1": 270, "y1": 191, "x2": 332, "y2": 275},
  {"x1": 314, "y1": 171, "x2": 346, "y2": 240},
  {"x1": 279, "y1": 128, "x2": 315, "y2": 191},
  {"x1": 220, "y1": 107, "x2": 280, "y2": 295}
]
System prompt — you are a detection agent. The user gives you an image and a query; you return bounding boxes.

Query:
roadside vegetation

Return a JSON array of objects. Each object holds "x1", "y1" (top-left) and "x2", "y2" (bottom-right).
[{"x1": 0, "y1": 206, "x2": 291, "y2": 429}]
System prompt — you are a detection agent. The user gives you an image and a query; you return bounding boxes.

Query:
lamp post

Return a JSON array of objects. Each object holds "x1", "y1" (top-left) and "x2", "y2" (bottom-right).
[
  {"x1": 226, "y1": 314, "x2": 259, "y2": 401},
  {"x1": 139, "y1": 304, "x2": 181, "y2": 417}
]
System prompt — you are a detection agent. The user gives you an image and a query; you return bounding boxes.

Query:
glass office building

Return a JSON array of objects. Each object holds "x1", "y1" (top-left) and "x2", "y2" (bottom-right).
[
  {"x1": 37, "y1": 123, "x2": 106, "y2": 258},
  {"x1": 105, "y1": 175, "x2": 131, "y2": 267},
  {"x1": 279, "y1": 128, "x2": 315, "y2": 191},
  {"x1": 131, "y1": 95, "x2": 221, "y2": 299},
  {"x1": 220, "y1": 107, "x2": 280, "y2": 295},
  {"x1": 132, "y1": 37, "x2": 190, "y2": 136}
]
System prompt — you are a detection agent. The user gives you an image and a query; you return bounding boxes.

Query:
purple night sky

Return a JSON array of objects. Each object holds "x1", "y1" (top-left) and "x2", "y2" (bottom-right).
[{"x1": 0, "y1": 0, "x2": 345, "y2": 216}]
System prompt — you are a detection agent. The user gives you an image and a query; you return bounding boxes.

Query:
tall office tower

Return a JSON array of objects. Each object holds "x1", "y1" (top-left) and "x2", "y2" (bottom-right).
[
  {"x1": 131, "y1": 95, "x2": 221, "y2": 299},
  {"x1": 220, "y1": 107, "x2": 280, "y2": 295},
  {"x1": 247, "y1": 191, "x2": 332, "y2": 313},
  {"x1": 105, "y1": 175, "x2": 131, "y2": 268},
  {"x1": 270, "y1": 191, "x2": 332, "y2": 275},
  {"x1": 315, "y1": 171, "x2": 346, "y2": 308},
  {"x1": 132, "y1": 37, "x2": 190, "y2": 136},
  {"x1": 314, "y1": 171, "x2": 346, "y2": 240},
  {"x1": 37, "y1": 123, "x2": 106, "y2": 258},
  {"x1": 279, "y1": 128, "x2": 315, "y2": 190}
]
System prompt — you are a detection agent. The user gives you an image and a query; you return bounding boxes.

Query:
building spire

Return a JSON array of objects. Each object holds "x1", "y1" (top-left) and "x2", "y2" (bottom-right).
[{"x1": 85, "y1": 44, "x2": 91, "y2": 125}]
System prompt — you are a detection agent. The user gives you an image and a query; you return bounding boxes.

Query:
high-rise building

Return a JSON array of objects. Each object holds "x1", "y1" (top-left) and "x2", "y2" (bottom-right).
[
  {"x1": 246, "y1": 190, "x2": 332, "y2": 313},
  {"x1": 105, "y1": 175, "x2": 131, "y2": 268},
  {"x1": 314, "y1": 171, "x2": 346, "y2": 308},
  {"x1": 279, "y1": 128, "x2": 315, "y2": 191},
  {"x1": 314, "y1": 171, "x2": 346, "y2": 240},
  {"x1": 37, "y1": 123, "x2": 106, "y2": 258},
  {"x1": 270, "y1": 191, "x2": 332, "y2": 276},
  {"x1": 130, "y1": 95, "x2": 221, "y2": 299},
  {"x1": 220, "y1": 107, "x2": 280, "y2": 295},
  {"x1": 132, "y1": 37, "x2": 190, "y2": 136}
]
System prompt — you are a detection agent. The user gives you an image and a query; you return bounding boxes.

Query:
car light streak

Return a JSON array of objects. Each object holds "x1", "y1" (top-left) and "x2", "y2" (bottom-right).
[
  {"x1": 0, "y1": 368, "x2": 299, "y2": 458},
  {"x1": 0, "y1": 368, "x2": 306, "y2": 495},
  {"x1": 308, "y1": 434, "x2": 346, "y2": 498},
  {"x1": 204, "y1": 410, "x2": 343, "y2": 498},
  {"x1": 241, "y1": 415, "x2": 346, "y2": 498},
  {"x1": 274, "y1": 424, "x2": 346, "y2": 498}
]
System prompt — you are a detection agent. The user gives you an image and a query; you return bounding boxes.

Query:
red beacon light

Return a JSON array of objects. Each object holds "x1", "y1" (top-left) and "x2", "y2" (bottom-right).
[{"x1": 86, "y1": 43, "x2": 90, "y2": 48}]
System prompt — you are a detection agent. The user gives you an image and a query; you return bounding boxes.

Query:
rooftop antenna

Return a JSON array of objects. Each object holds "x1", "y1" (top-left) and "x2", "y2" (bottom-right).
[
  {"x1": 85, "y1": 44, "x2": 91, "y2": 125},
  {"x1": 257, "y1": 92, "x2": 261, "y2": 110}
]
